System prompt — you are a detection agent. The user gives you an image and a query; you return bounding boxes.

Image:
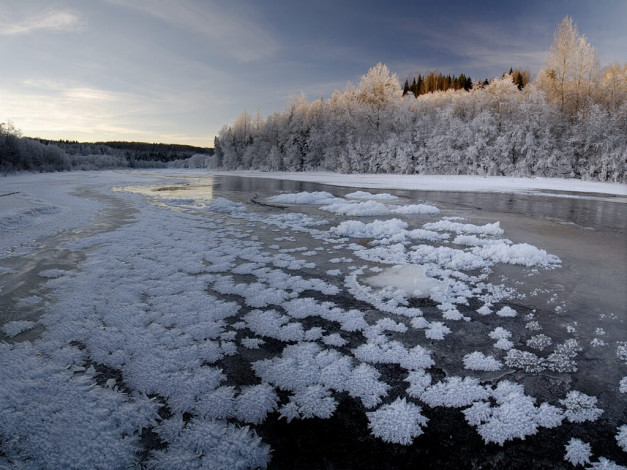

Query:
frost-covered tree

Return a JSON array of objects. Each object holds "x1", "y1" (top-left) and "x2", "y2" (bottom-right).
[
  {"x1": 357, "y1": 63, "x2": 403, "y2": 134},
  {"x1": 537, "y1": 16, "x2": 600, "y2": 114}
]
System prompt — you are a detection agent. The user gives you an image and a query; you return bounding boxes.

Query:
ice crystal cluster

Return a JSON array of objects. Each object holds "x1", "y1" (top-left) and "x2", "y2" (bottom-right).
[
  {"x1": 615, "y1": 424, "x2": 627, "y2": 452},
  {"x1": 463, "y1": 351, "x2": 503, "y2": 371},
  {"x1": 366, "y1": 398, "x2": 428, "y2": 445},
  {"x1": 462, "y1": 381, "x2": 563, "y2": 445},
  {"x1": 1, "y1": 320, "x2": 36, "y2": 337},
  {"x1": 564, "y1": 438, "x2": 592, "y2": 466},
  {"x1": 559, "y1": 391, "x2": 604, "y2": 423}
]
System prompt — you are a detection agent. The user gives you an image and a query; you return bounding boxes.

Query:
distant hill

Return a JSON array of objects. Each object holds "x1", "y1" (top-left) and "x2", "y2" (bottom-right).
[
  {"x1": 35, "y1": 139, "x2": 213, "y2": 163},
  {"x1": 1, "y1": 130, "x2": 215, "y2": 173}
]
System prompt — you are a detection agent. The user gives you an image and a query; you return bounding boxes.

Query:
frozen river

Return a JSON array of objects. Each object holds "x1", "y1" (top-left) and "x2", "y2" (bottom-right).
[{"x1": 0, "y1": 170, "x2": 625, "y2": 469}]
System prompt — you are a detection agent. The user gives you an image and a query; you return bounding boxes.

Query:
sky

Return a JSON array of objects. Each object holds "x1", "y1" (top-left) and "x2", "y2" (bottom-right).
[{"x1": 0, "y1": 0, "x2": 625, "y2": 147}]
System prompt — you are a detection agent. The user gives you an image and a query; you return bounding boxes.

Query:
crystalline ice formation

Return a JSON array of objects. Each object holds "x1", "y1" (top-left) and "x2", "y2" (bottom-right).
[
  {"x1": 563, "y1": 438, "x2": 592, "y2": 466},
  {"x1": 559, "y1": 391, "x2": 604, "y2": 423},
  {"x1": 366, "y1": 398, "x2": 428, "y2": 445}
]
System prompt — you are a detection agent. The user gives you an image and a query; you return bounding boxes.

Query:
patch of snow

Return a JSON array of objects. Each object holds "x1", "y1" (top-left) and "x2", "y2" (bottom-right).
[
  {"x1": 346, "y1": 191, "x2": 398, "y2": 200},
  {"x1": 321, "y1": 200, "x2": 390, "y2": 216},
  {"x1": 391, "y1": 204, "x2": 440, "y2": 215},
  {"x1": 364, "y1": 264, "x2": 445, "y2": 299},
  {"x1": 423, "y1": 220, "x2": 504, "y2": 236},
  {"x1": 331, "y1": 218, "x2": 408, "y2": 239},
  {"x1": 267, "y1": 191, "x2": 338, "y2": 205}
]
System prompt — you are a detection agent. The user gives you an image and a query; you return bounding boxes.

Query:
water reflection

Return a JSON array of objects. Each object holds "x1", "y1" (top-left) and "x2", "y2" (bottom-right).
[
  {"x1": 211, "y1": 175, "x2": 626, "y2": 233},
  {"x1": 114, "y1": 177, "x2": 215, "y2": 206}
]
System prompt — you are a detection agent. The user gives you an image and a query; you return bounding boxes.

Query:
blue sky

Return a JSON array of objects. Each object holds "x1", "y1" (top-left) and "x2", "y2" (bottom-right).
[{"x1": 1, "y1": 0, "x2": 625, "y2": 147}]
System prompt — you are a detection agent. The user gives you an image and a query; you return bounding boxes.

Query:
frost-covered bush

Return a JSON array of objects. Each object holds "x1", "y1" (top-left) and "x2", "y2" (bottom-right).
[
  {"x1": 559, "y1": 391, "x2": 604, "y2": 423},
  {"x1": 366, "y1": 398, "x2": 428, "y2": 445},
  {"x1": 564, "y1": 438, "x2": 592, "y2": 466},
  {"x1": 620, "y1": 377, "x2": 627, "y2": 394}
]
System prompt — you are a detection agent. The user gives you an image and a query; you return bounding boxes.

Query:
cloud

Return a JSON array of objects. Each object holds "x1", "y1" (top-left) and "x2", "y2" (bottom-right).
[
  {"x1": 0, "y1": 10, "x2": 83, "y2": 36},
  {"x1": 104, "y1": 0, "x2": 278, "y2": 62},
  {"x1": 393, "y1": 18, "x2": 548, "y2": 77},
  {"x1": 1, "y1": 78, "x2": 218, "y2": 145}
]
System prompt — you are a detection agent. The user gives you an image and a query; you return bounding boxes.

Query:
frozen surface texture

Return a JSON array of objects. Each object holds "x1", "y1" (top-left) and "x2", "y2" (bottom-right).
[{"x1": 0, "y1": 171, "x2": 625, "y2": 468}]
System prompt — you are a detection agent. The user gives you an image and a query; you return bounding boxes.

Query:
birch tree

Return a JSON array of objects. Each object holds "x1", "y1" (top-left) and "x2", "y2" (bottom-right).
[{"x1": 537, "y1": 16, "x2": 600, "y2": 113}]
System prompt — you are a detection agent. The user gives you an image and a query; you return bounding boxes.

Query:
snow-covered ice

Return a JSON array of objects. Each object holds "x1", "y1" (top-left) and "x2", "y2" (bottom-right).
[{"x1": 0, "y1": 170, "x2": 625, "y2": 468}]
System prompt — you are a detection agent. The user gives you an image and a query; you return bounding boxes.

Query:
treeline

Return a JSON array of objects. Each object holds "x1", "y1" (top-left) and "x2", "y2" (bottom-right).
[
  {"x1": 0, "y1": 131, "x2": 214, "y2": 174},
  {"x1": 403, "y1": 72, "x2": 474, "y2": 97},
  {"x1": 214, "y1": 18, "x2": 626, "y2": 182},
  {"x1": 402, "y1": 68, "x2": 530, "y2": 97}
]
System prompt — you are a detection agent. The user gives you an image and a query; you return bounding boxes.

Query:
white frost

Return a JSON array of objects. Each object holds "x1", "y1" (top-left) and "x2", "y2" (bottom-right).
[
  {"x1": 366, "y1": 398, "x2": 428, "y2": 445},
  {"x1": 564, "y1": 438, "x2": 592, "y2": 466}
]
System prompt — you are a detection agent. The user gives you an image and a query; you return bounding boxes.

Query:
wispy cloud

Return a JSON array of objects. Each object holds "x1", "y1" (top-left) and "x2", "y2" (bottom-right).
[
  {"x1": 0, "y1": 10, "x2": 83, "y2": 36},
  {"x1": 1, "y1": 78, "x2": 219, "y2": 145},
  {"x1": 393, "y1": 18, "x2": 548, "y2": 77},
  {"x1": 104, "y1": 0, "x2": 278, "y2": 62}
]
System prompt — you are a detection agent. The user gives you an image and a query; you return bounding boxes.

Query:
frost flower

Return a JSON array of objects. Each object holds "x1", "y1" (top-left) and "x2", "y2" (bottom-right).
[
  {"x1": 616, "y1": 424, "x2": 627, "y2": 452},
  {"x1": 559, "y1": 391, "x2": 603, "y2": 423},
  {"x1": 366, "y1": 398, "x2": 428, "y2": 445},
  {"x1": 463, "y1": 352, "x2": 503, "y2": 371},
  {"x1": 564, "y1": 438, "x2": 592, "y2": 466}
]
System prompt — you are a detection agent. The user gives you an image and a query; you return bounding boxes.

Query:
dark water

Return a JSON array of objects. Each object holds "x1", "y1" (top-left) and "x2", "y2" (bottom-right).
[{"x1": 211, "y1": 175, "x2": 627, "y2": 233}]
